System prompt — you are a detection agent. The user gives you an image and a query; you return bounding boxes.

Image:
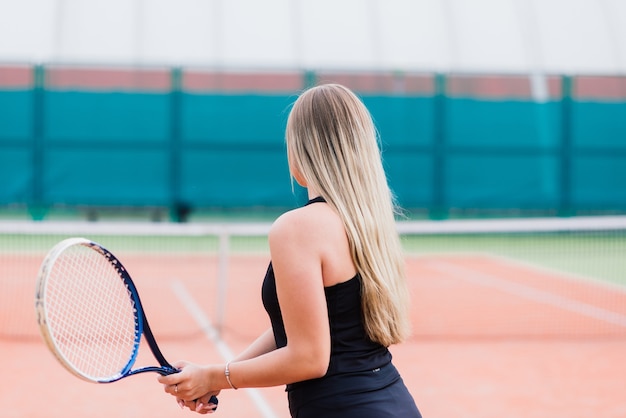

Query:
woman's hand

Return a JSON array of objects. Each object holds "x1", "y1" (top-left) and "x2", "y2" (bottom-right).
[
  {"x1": 177, "y1": 392, "x2": 220, "y2": 414},
  {"x1": 158, "y1": 361, "x2": 221, "y2": 412}
]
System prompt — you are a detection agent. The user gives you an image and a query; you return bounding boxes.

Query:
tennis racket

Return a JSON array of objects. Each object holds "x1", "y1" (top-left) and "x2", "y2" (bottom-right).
[{"x1": 34, "y1": 237, "x2": 218, "y2": 407}]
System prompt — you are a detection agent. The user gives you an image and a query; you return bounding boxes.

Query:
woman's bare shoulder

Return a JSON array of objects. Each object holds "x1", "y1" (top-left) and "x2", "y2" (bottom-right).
[
  {"x1": 269, "y1": 202, "x2": 343, "y2": 246},
  {"x1": 270, "y1": 201, "x2": 354, "y2": 287}
]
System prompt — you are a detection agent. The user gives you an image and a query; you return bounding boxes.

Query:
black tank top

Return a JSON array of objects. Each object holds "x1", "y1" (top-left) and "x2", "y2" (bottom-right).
[{"x1": 261, "y1": 196, "x2": 392, "y2": 395}]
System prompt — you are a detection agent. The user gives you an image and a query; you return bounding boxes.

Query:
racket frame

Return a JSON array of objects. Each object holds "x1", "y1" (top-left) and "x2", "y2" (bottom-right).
[{"x1": 35, "y1": 237, "x2": 178, "y2": 383}]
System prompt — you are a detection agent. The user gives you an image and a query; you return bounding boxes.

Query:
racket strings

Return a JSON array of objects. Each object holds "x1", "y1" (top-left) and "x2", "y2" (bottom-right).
[{"x1": 45, "y1": 244, "x2": 139, "y2": 380}]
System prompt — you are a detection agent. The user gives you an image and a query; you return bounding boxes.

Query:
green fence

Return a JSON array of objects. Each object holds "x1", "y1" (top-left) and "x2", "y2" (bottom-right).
[{"x1": 1, "y1": 65, "x2": 625, "y2": 220}]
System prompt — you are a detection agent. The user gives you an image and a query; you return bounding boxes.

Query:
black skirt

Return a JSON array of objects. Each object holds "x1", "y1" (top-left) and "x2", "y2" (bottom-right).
[{"x1": 287, "y1": 363, "x2": 422, "y2": 418}]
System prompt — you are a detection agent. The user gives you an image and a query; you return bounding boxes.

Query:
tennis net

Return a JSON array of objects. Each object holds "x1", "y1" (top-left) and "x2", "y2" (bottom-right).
[
  {"x1": 1, "y1": 216, "x2": 625, "y2": 341},
  {"x1": 398, "y1": 216, "x2": 626, "y2": 339},
  {"x1": 0, "y1": 220, "x2": 271, "y2": 341}
]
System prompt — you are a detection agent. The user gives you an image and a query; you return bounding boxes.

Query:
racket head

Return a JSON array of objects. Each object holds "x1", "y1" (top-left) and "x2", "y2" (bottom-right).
[{"x1": 35, "y1": 238, "x2": 143, "y2": 383}]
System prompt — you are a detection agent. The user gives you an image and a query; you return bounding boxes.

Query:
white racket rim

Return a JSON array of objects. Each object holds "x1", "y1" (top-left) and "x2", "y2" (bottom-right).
[{"x1": 35, "y1": 237, "x2": 138, "y2": 383}]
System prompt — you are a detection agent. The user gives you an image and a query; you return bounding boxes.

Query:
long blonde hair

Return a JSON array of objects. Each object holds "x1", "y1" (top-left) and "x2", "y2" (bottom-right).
[{"x1": 286, "y1": 84, "x2": 410, "y2": 346}]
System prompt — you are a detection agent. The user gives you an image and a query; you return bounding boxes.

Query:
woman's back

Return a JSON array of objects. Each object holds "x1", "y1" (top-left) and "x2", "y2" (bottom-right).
[{"x1": 264, "y1": 196, "x2": 420, "y2": 418}]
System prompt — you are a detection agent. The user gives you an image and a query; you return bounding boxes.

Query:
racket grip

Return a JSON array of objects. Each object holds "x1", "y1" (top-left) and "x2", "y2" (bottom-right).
[{"x1": 160, "y1": 367, "x2": 219, "y2": 410}]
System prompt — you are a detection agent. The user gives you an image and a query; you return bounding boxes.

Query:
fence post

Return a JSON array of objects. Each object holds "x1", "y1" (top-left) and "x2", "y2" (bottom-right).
[
  {"x1": 431, "y1": 73, "x2": 447, "y2": 220},
  {"x1": 559, "y1": 75, "x2": 573, "y2": 217},
  {"x1": 303, "y1": 70, "x2": 317, "y2": 89},
  {"x1": 169, "y1": 67, "x2": 187, "y2": 222},
  {"x1": 30, "y1": 64, "x2": 46, "y2": 221}
]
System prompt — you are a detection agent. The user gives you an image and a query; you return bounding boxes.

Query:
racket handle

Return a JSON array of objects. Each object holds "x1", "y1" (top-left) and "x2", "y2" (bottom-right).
[
  {"x1": 158, "y1": 368, "x2": 219, "y2": 410},
  {"x1": 208, "y1": 395, "x2": 219, "y2": 411}
]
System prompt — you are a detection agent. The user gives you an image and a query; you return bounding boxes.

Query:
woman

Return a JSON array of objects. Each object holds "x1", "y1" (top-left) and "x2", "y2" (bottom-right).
[{"x1": 158, "y1": 84, "x2": 421, "y2": 417}]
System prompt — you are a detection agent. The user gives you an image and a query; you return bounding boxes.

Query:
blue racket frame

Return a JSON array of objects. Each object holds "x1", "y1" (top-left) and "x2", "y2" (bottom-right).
[
  {"x1": 88, "y1": 240, "x2": 179, "y2": 382},
  {"x1": 36, "y1": 238, "x2": 218, "y2": 408}
]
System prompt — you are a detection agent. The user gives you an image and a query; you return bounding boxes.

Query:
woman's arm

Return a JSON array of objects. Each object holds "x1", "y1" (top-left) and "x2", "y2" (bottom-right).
[
  {"x1": 158, "y1": 207, "x2": 332, "y2": 400},
  {"x1": 220, "y1": 209, "x2": 332, "y2": 389},
  {"x1": 232, "y1": 328, "x2": 276, "y2": 362},
  {"x1": 171, "y1": 328, "x2": 277, "y2": 413}
]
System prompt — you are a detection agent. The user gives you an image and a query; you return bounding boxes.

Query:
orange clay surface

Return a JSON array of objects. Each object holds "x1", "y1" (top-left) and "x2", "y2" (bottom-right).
[{"x1": 1, "y1": 254, "x2": 625, "y2": 418}]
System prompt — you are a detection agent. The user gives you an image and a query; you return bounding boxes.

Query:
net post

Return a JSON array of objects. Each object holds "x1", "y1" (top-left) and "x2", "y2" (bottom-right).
[{"x1": 215, "y1": 230, "x2": 230, "y2": 336}]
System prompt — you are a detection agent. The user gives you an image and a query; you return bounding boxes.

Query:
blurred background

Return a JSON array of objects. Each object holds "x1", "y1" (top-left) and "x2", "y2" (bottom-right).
[{"x1": 1, "y1": 0, "x2": 625, "y2": 221}]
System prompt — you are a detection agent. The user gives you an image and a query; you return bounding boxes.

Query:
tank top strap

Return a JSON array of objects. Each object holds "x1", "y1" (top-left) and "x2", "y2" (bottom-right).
[{"x1": 305, "y1": 196, "x2": 326, "y2": 206}]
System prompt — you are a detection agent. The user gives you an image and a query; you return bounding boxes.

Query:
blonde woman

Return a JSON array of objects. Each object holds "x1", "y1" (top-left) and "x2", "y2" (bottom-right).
[{"x1": 158, "y1": 84, "x2": 421, "y2": 417}]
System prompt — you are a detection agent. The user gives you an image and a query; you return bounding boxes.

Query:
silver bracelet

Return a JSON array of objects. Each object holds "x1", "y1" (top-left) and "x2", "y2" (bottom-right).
[{"x1": 225, "y1": 361, "x2": 238, "y2": 390}]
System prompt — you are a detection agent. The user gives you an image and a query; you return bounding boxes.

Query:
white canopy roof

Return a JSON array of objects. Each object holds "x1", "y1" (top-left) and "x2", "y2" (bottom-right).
[{"x1": 0, "y1": 0, "x2": 625, "y2": 74}]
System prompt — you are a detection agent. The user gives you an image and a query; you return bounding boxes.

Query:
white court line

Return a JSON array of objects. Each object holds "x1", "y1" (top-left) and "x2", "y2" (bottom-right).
[
  {"x1": 430, "y1": 261, "x2": 626, "y2": 328},
  {"x1": 482, "y1": 252, "x2": 626, "y2": 295},
  {"x1": 171, "y1": 280, "x2": 279, "y2": 418}
]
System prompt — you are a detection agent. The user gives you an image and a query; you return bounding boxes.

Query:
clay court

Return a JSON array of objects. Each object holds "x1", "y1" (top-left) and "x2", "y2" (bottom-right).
[{"x1": 1, "y1": 245, "x2": 625, "y2": 418}]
